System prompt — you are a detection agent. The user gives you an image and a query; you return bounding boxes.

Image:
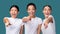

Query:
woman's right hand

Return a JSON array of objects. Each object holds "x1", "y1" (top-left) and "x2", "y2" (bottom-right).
[
  {"x1": 4, "y1": 17, "x2": 9, "y2": 23},
  {"x1": 44, "y1": 22, "x2": 48, "y2": 29},
  {"x1": 22, "y1": 16, "x2": 31, "y2": 22},
  {"x1": 3, "y1": 17, "x2": 11, "y2": 27}
]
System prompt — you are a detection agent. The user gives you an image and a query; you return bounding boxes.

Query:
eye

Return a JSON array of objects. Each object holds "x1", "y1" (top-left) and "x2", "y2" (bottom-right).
[
  {"x1": 32, "y1": 8, "x2": 35, "y2": 10},
  {"x1": 15, "y1": 10, "x2": 17, "y2": 11},
  {"x1": 10, "y1": 8, "x2": 14, "y2": 11},
  {"x1": 44, "y1": 9, "x2": 46, "y2": 11}
]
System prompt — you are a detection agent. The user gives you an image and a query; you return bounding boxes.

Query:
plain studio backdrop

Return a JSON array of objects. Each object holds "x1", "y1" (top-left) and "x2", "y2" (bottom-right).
[{"x1": 0, "y1": 0, "x2": 60, "y2": 34}]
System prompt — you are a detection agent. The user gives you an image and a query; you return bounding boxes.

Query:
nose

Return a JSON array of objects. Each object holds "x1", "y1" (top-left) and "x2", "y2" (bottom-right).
[
  {"x1": 46, "y1": 11, "x2": 48, "y2": 13},
  {"x1": 13, "y1": 11, "x2": 16, "y2": 13}
]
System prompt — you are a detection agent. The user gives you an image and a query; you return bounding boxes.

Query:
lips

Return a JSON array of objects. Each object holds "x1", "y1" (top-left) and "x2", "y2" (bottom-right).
[
  {"x1": 12, "y1": 14, "x2": 16, "y2": 15},
  {"x1": 46, "y1": 13, "x2": 49, "y2": 15}
]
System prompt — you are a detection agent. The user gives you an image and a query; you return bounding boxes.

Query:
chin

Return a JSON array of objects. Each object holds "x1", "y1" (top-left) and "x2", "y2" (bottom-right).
[{"x1": 45, "y1": 15, "x2": 49, "y2": 18}]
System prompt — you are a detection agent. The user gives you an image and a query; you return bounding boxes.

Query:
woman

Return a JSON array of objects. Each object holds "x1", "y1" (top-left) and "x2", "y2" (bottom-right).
[
  {"x1": 22, "y1": 3, "x2": 42, "y2": 34},
  {"x1": 3, "y1": 5, "x2": 23, "y2": 34},
  {"x1": 41, "y1": 5, "x2": 56, "y2": 34}
]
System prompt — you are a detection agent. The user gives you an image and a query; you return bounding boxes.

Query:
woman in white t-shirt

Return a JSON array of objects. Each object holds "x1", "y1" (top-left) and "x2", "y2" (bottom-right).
[
  {"x1": 22, "y1": 3, "x2": 42, "y2": 34},
  {"x1": 3, "y1": 5, "x2": 23, "y2": 34},
  {"x1": 41, "y1": 5, "x2": 56, "y2": 34}
]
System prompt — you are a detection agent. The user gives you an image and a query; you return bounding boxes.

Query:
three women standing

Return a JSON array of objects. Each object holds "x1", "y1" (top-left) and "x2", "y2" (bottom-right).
[{"x1": 3, "y1": 3, "x2": 56, "y2": 34}]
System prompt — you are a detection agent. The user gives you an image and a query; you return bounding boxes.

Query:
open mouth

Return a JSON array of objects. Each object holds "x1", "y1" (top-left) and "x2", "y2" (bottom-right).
[
  {"x1": 12, "y1": 14, "x2": 16, "y2": 15},
  {"x1": 46, "y1": 13, "x2": 49, "y2": 15}
]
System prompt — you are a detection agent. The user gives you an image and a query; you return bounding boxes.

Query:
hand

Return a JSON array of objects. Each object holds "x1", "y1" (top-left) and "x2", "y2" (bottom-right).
[
  {"x1": 3, "y1": 17, "x2": 11, "y2": 27},
  {"x1": 4, "y1": 17, "x2": 9, "y2": 23},
  {"x1": 44, "y1": 22, "x2": 48, "y2": 29},
  {"x1": 22, "y1": 16, "x2": 31, "y2": 22}
]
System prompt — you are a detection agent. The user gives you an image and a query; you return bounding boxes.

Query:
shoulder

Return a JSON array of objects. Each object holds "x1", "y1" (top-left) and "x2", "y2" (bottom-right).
[
  {"x1": 49, "y1": 15, "x2": 54, "y2": 18},
  {"x1": 18, "y1": 18, "x2": 22, "y2": 20},
  {"x1": 49, "y1": 15, "x2": 55, "y2": 22},
  {"x1": 4, "y1": 17, "x2": 11, "y2": 19},
  {"x1": 36, "y1": 17, "x2": 42, "y2": 24},
  {"x1": 4, "y1": 17, "x2": 10, "y2": 18},
  {"x1": 36, "y1": 17, "x2": 42, "y2": 21},
  {"x1": 48, "y1": 15, "x2": 55, "y2": 20},
  {"x1": 17, "y1": 18, "x2": 22, "y2": 21},
  {"x1": 18, "y1": 18, "x2": 25, "y2": 25}
]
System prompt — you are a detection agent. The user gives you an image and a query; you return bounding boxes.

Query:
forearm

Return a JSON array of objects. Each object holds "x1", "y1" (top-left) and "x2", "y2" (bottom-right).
[
  {"x1": 45, "y1": 19, "x2": 49, "y2": 24},
  {"x1": 37, "y1": 24, "x2": 41, "y2": 34},
  {"x1": 37, "y1": 30, "x2": 41, "y2": 34},
  {"x1": 45, "y1": 17, "x2": 53, "y2": 24},
  {"x1": 19, "y1": 25, "x2": 24, "y2": 34},
  {"x1": 3, "y1": 18, "x2": 11, "y2": 27},
  {"x1": 20, "y1": 29, "x2": 23, "y2": 34}
]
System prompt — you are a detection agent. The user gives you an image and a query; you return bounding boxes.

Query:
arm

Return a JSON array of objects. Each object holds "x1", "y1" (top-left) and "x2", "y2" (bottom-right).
[
  {"x1": 44, "y1": 17, "x2": 53, "y2": 25},
  {"x1": 22, "y1": 16, "x2": 31, "y2": 23},
  {"x1": 44, "y1": 17, "x2": 53, "y2": 29},
  {"x1": 37, "y1": 24, "x2": 42, "y2": 34},
  {"x1": 48, "y1": 17, "x2": 53, "y2": 23},
  {"x1": 19, "y1": 25, "x2": 24, "y2": 34},
  {"x1": 3, "y1": 17, "x2": 11, "y2": 27}
]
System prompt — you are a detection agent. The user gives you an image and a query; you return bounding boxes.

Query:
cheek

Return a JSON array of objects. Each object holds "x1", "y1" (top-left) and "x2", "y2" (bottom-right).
[
  {"x1": 31, "y1": 10, "x2": 35, "y2": 13},
  {"x1": 47, "y1": 11, "x2": 51, "y2": 14},
  {"x1": 27, "y1": 9, "x2": 35, "y2": 13},
  {"x1": 33, "y1": 10, "x2": 35, "y2": 12},
  {"x1": 49, "y1": 11, "x2": 51, "y2": 13},
  {"x1": 33, "y1": 11, "x2": 35, "y2": 14},
  {"x1": 27, "y1": 11, "x2": 30, "y2": 13},
  {"x1": 27, "y1": 9, "x2": 35, "y2": 14},
  {"x1": 15, "y1": 12, "x2": 18, "y2": 15},
  {"x1": 43, "y1": 11, "x2": 45, "y2": 14},
  {"x1": 27, "y1": 10, "x2": 31, "y2": 13},
  {"x1": 10, "y1": 11, "x2": 12, "y2": 14}
]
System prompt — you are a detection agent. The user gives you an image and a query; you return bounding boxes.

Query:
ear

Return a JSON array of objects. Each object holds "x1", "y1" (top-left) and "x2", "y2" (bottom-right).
[
  {"x1": 9, "y1": 11, "x2": 11, "y2": 14},
  {"x1": 50, "y1": 10, "x2": 52, "y2": 14},
  {"x1": 27, "y1": 11, "x2": 29, "y2": 13},
  {"x1": 43, "y1": 10, "x2": 44, "y2": 14},
  {"x1": 17, "y1": 12, "x2": 19, "y2": 15}
]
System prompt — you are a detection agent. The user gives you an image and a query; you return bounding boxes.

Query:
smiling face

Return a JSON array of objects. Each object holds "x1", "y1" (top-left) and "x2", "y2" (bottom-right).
[
  {"x1": 43, "y1": 6, "x2": 51, "y2": 18},
  {"x1": 27, "y1": 5, "x2": 36, "y2": 16},
  {"x1": 10, "y1": 7, "x2": 19, "y2": 18}
]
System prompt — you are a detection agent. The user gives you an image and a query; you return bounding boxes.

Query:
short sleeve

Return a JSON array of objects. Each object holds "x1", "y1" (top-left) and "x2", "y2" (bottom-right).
[
  {"x1": 38, "y1": 18, "x2": 42, "y2": 24},
  {"x1": 49, "y1": 15, "x2": 55, "y2": 23},
  {"x1": 20, "y1": 19, "x2": 25, "y2": 26},
  {"x1": 4, "y1": 17, "x2": 10, "y2": 19},
  {"x1": 49, "y1": 15, "x2": 53, "y2": 18}
]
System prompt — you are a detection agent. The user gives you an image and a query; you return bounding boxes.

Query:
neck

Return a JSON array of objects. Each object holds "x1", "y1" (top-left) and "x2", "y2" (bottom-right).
[
  {"x1": 45, "y1": 16, "x2": 48, "y2": 18},
  {"x1": 45, "y1": 15, "x2": 49, "y2": 19},
  {"x1": 11, "y1": 16, "x2": 16, "y2": 19},
  {"x1": 29, "y1": 15, "x2": 35, "y2": 18}
]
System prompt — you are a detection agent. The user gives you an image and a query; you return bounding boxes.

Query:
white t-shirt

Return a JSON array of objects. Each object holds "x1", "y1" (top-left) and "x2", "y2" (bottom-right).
[
  {"x1": 41, "y1": 15, "x2": 56, "y2": 34},
  {"x1": 24, "y1": 17, "x2": 42, "y2": 34},
  {"x1": 5, "y1": 17, "x2": 24, "y2": 34}
]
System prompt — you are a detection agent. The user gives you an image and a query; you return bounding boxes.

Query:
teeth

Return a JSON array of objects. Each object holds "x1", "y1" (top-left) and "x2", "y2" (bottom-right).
[{"x1": 12, "y1": 14, "x2": 16, "y2": 15}]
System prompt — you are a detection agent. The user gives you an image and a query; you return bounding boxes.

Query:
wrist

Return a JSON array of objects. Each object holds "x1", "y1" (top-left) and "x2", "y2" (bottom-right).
[{"x1": 5, "y1": 22, "x2": 9, "y2": 26}]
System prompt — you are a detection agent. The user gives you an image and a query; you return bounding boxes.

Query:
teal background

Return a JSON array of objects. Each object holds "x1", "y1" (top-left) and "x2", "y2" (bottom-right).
[{"x1": 0, "y1": 0, "x2": 60, "y2": 34}]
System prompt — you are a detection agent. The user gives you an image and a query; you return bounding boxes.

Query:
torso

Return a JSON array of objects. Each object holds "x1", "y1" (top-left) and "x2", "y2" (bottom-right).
[
  {"x1": 41, "y1": 15, "x2": 56, "y2": 34},
  {"x1": 25, "y1": 17, "x2": 42, "y2": 34},
  {"x1": 6, "y1": 17, "x2": 23, "y2": 34}
]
